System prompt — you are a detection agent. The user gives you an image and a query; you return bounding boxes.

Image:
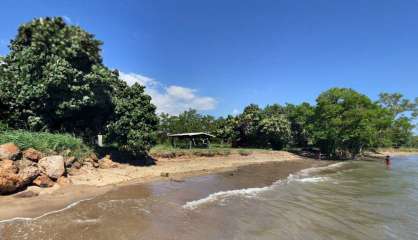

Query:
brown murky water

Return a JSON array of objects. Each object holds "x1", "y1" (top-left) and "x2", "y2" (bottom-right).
[{"x1": 1, "y1": 156, "x2": 418, "y2": 240}]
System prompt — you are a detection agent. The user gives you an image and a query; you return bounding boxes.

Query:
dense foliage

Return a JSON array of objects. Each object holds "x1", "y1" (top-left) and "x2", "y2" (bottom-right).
[
  {"x1": 157, "y1": 88, "x2": 417, "y2": 159},
  {"x1": 0, "y1": 17, "x2": 158, "y2": 154}
]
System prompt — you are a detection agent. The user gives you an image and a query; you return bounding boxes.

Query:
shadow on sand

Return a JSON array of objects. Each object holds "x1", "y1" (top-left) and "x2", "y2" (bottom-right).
[{"x1": 94, "y1": 146, "x2": 156, "y2": 167}]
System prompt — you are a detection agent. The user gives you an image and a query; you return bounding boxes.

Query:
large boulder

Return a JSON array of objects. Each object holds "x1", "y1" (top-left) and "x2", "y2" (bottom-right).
[
  {"x1": 0, "y1": 143, "x2": 21, "y2": 160},
  {"x1": 38, "y1": 155, "x2": 65, "y2": 180},
  {"x1": 0, "y1": 160, "x2": 21, "y2": 194},
  {"x1": 18, "y1": 166, "x2": 40, "y2": 185},
  {"x1": 22, "y1": 148, "x2": 42, "y2": 162}
]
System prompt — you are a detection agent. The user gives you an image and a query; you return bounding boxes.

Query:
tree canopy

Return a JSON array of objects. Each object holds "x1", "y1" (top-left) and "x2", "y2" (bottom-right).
[{"x1": 0, "y1": 17, "x2": 158, "y2": 154}]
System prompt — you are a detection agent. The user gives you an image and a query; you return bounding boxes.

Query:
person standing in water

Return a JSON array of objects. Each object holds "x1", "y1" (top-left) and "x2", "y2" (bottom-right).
[{"x1": 385, "y1": 155, "x2": 391, "y2": 166}]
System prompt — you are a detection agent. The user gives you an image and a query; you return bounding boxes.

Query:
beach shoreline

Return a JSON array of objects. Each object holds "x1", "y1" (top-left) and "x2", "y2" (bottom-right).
[
  {"x1": 0, "y1": 151, "x2": 316, "y2": 222},
  {"x1": 1, "y1": 150, "x2": 416, "y2": 222}
]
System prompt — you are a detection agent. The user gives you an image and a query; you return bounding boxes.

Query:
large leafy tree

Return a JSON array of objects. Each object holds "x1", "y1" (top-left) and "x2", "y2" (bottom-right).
[
  {"x1": 313, "y1": 88, "x2": 392, "y2": 159},
  {"x1": 0, "y1": 17, "x2": 114, "y2": 134},
  {"x1": 0, "y1": 17, "x2": 158, "y2": 154},
  {"x1": 378, "y1": 93, "x2": 417, "y2": 147},
  {"x1": 106, "y1": 82, "x2": 159, "y2": 154},
  {"x1": 284, "y1": 103, "x2": 315, "y2": 147}
]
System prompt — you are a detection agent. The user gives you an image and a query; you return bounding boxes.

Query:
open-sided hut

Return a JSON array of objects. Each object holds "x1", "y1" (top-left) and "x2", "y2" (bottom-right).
[{"x1": 167, "y1": 132, "x2": 215, "y2": 149}]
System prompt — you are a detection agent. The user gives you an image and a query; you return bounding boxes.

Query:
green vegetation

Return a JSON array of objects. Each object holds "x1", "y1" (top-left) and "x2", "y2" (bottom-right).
[
  {"x1": 150, "y1": 144, "x2": 232, "y2": 158},
  {"x1": 0, "y1": 130, "x2": 93, "y2": 158},
  {"x1": 156, "y1": 88, "x2": 417, "y2": 160},
  {"x1": 0, "y1": 17, "x2": 157, "y2": 155}
]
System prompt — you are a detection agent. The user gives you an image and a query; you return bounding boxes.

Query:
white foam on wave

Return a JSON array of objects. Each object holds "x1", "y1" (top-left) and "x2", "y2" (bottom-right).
[
  {"x1": 0, "y1": 198, "x2": 94, "y2": 224},
  {"x1": 183, "y1": 162, "x2": 347, "y2": 210},
  {"x1": 182, "y1": 184, "x2": 277, "y2": 210}
]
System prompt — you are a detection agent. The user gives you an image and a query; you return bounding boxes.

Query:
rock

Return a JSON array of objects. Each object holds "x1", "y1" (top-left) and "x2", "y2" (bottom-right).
[
  {"x1": 0, "y1": 174, "x2": 22, "y2": 194},
  {"x1": 15, "y1": 159, "x2": 36, "y2": 170},
  {"x1": 160, "y1": 172, "x2": 169, "y2": 177},
  {"x1": 0, "y1": 143, "x2": 20, "y2": 160},
  {"x1": 18, "y1": 166, "x2": 40, "y2": 185},
  {"x1": 33, "y1": 174, "x2": 54, "y2": 188},
  {"x1": 93, "y1": 162, "x2": 99, "y2": 168},
  {"x1": 22, "y1": 148, "x2": 42, "y2": 162},
  {"x1": 72, "y1": 161, "x2": 82, "y2": 169},
  {"x1": 38, "y1": 155, "x2": 65, "y2": 180},
  {"x1": 0, "y1": 160, "x2": 21, "y2": 194},
  {"x1": 64, "y1": 157, "x2": 77, "y2": 167},
  {"x1": 98, "y1": 156, "x2": 118, "y2": 169},
  {"x1": 57, "y1": 176, "x2": 71, "y2": 186},
  {"x1": 0, "y1": 159, "x2": 18, "y2": 175},
  {"x1": 89, "y1": 153, "x2": 99, "y2": 162}
]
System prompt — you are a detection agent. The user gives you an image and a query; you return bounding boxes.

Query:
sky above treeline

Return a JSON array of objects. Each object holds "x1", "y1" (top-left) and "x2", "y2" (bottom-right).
[{"x1": 1, "y1": 0, "x2": 418, "y2": 116}]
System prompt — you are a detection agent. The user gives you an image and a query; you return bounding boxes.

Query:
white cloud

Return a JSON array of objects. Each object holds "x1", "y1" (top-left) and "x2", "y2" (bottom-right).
[
  {"x1": 119, "y1": 72, "x2": 217, "y2": 115},
  {"x1": 63, "y1": 16, "x2": 72, "y2": 23},
  {"x1": 232, "y1": 109, "x2": 240, "y2": 115}
]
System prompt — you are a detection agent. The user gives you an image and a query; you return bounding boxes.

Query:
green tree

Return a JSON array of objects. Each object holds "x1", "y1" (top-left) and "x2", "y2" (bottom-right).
[
  {"x1": 284, "y1": 103, "x2": 315, "y2": 147},
  {"x1": 106, "y1": 82, "x2": 159, "y2": 154},
  {"x1": 258, "y1": 113, "x2": 291, "y2": 150},
  {"x1": 0, "y1": 17, "x2": 158, "y2": 154},
  {"x1": 390, "y1": 117, "x2": 415, "y2": 147},
  {"x1": 378, "y1": 93, "x2": 417, "y2": 118},
  {"x1": 378, "y1": 92, "x2": 417, "y2": 146},
  {"x1": 0, "y1": 17, "x2": 114, "y2": 134},
  {"x1": 233, "y1": 104, "x2": 262, "y2": 147},
  {"x1": 313, "y1": 88, "x2": 391, "y2": 159}
]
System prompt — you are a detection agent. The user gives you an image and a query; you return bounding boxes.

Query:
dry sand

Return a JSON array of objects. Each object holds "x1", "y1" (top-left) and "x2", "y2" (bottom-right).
[{"x1": 69, "y1": 150, "x2": 308, "y2": 186}]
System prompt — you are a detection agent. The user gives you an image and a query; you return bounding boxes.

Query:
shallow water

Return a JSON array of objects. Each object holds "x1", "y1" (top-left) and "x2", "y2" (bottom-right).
[{"x1": 1, "y1": 156, "x2": 418, "y2": 240}]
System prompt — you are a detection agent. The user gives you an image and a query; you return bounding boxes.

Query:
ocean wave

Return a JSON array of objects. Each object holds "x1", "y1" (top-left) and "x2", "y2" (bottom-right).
[
  {"x1": 182, "y1": 185, "x2": 275, "y2": 210},
  {"x1": 0, "y1": 198, "x2": 94, "y2": 224},
  {"x1": 183, "y1": 163, "x2": 346, "y2": 210}
]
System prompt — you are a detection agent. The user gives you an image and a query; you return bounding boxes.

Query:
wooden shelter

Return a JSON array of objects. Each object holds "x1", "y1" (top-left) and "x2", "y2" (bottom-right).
[{"x1": 167, "y1": 132, "x2": 215, "y2": 149}]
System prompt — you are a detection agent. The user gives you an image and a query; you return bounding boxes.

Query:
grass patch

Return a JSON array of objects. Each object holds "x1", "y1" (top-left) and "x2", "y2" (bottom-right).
[
  {"x1": 0, "y1": 130, "x2": 93, "y2": 159},
  {"x1": 150, "y1": 144, "x2": 233, "y2": 158}
]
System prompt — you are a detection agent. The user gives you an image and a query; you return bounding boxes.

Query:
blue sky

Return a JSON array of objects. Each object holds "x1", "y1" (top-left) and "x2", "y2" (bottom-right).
[{"x1": 1, "y1": 0, "x2": 417, "y2": 116}]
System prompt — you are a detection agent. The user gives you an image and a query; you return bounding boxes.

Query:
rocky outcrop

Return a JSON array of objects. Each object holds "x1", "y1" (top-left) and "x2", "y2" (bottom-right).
[
  {"x1": 0, "y1": 142, "x2": 122, "y2": 195},
  {"x1": 0, "y1": 143, "x2": 21, "y2": 160},
  {"x1": 23, "y1": 148, "x2": 42, "y2": 162},
  {"x1": 38, "y1": 155, "x2": 65, "y2": 180}
]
